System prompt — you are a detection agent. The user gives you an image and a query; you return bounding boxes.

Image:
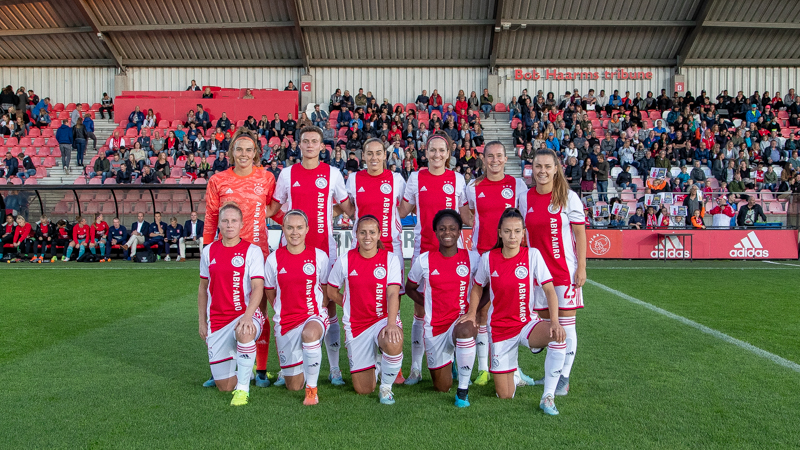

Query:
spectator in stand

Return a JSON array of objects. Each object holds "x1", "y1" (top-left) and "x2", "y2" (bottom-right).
[
  {"x1": 15, "y1": 87, "x2": 27, "y2": 114},
  {"x1": 242, "y1": 89, "x2": 255, "y2": 100},
  {"x1": 105, "y1": 130, "x2": 125, "y2": 157},
  {"x1": 628, "y1": 207, "x2": 645, "y2": 229},
  {"x1": 126, "y1": 106, "x2": 144, "y2": 132},
  {"x1": 285, "y1": 81, "x2": 297, "y2": 91},
  {"x1": 202, "y1": 87, "x2": 214, "y2": 98},
  {"x1": 286, "y1": 140, "x2": 301, "y2": 166},
  {"x1": 415, "y1": 90, "x2": 429, "y2": 111},
  {"x1": 192, "y1": 104, "x2": 209, "y2": 131},
  {"x1": 115, "y1": 163, "x2": 132, "y2": 184},
  {"x1": 178, "y1": 211, "x2": 203, "y2": 261},
  {"x1": 340, "y1": 90, "x2": 354, "y2": 110},
  {"x1": 154, "y1": 152, "x2": 170, "y2": 181},
  {"x1": 266, "y1": 160, "x2": 281, "y2": 179},
  {"x1": 708, "y1": 196, "x2": 735, "y2": 228},
  {"x1": 216, "y1": 112, "x2": 232, "y2": 132},
  {"x1": 581, "y1": 156, "x2": 595, "y2": 194},
  {"x1": 80, "y1": 113, "x2": 97, "y2": 150},
  {"x1": 210, "y1": 151, "x2": 228, "y2": 176},
  {"x1": 35, "y1": 109, "x2": 51, "y2": 128},
  {"x1": 0, "y1": 86, "x2": 17, "y2": 113},
  {"x1": 470, "y1": 123, "x2": 485, "y2": 147},
  {"x1": 745, "y1": 104, "x2": 761, "y2": 125},
  {"x1": 69, "y1": 103, "x2": 82, "y2": 127},
  {"x1": 31, "y1": 97, "x2": 50, "y2": 120},
  {"x1": 163, "y1": 217, "x2": 183, "y2": 261},
  {"x1": 187, "y1": 80, "x2": 201, "y2": 91},
  {"x1": 428, "y1": 89, "x2": 443, "y2": 116},
  {"x1": 593, "y1": 154, "x2": 610, "y2": 202},
  {"x1": 616, "y1": 165, "x2": 637, "y2": 192},
  {"x1": 690, "y1": 160, "x2": 707, "y2": 189},
  {"x1": 268, "y1": 113, "x2": 285, "y2": 139},
  {"x1": 480, "y1": 88, "x2": 493, "y2": 119},
  {"x1": 14, "y1": 152, "x2": 34, "y2": 181},
  {"x1": 737, "y1": 196, "x2": 767, "y2": 227},
  {"x1": 312, "y1": 105, "x2": 328, "y2": 128},
  {"x1": 142, "y1": 212, "x2": 167, "y2": 258},
  {"x1": 143, "y1": 109, "x2": 156, "y2": 129},
  {"x1": 198, "y1": 156, "x2": 211, "y2": 179},
  {"x1": 56, "y1": 120, "x2": 73, "y2": 174},
  {"x1": 691, "y1": 209, "x2": 706, "y2": 229},
  {"x1": 99, "y1": 93, "x2": 114, "y2": 120},
  {"x1": 763, "y1": 165, "x2": 778, "y2": 192},
  {"x1": 329, "y1": 89, "x2": 343, "y2": 111},
  {"x1": 130, "y1": 143, "x2": 147, "y2": 170},
  {"x1": 285, "y1": 113, "x2": 297, "y2": 139},
  {"x1": 89, "y1": 152, "x2": 111, "y2": 184},
  {"x1": 564, "y1": 156, "x2": 582, "y2": 194}
]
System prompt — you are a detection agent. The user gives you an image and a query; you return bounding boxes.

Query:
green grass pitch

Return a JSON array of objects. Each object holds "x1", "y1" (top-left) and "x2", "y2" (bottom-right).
[{"x1": 1, "y1": 259, "x2": 799, "y2": 448}]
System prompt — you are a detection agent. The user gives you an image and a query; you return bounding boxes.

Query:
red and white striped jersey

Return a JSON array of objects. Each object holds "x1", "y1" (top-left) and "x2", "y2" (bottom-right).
[
  {"x1": 466, "y1": 175, "x2": 527, "y2": 254},
  {"x1": 327, "y1": 248, "x2": 402, "y2": 338},
  {"x1": 200, "y1": 240, "x2": 266, "y2": 333},
  {"x1": 402, "y1": 168, "x2": 467, "y2": 256},
  {"x1": 346, "y1": 169, "x2": 406, "y2": 252},
  {"x1": 474, "y1": 247, "x2": 552, "y2": 342},
  {"x1": 407, "y1": 249, "x2": 478, "y2": 338},
  {"x1": 519, "y1": 189, "x2": 585, "y2": 286},
  {"x1": 274, "y1": 163, "x2": 348, "y2": 258},
  {"x1": 264, "y1": 246, "x2": 329, "y2": 336}
]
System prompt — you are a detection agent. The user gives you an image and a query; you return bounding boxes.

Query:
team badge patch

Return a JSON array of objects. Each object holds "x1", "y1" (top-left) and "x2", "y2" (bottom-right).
[
  {"x1": 380, "y1": 183, "x2": 392, "y2": 194},
  {"x1": 315, "y1": 176, "x2": 328, "y2": 189},
  {"x1": 303, "y1": 263, "x2": 315, "y2": 275},
  {"x1": 373, "y1": 267, "x2": 387, "y2": 279},
  {"x1": 456, "y1": 264, "x2": 469, "y2": 277},
  {"x1": 548, "y1": 204, "x2": 561, "y2": 214},
  {"x1": 254, "y1": 184, "x2": 264, "y2": 195},
  {"x1": 231, "y1": 256, "x2": 245, "y2": 267},
  {"x1": 442, "y1": 184, "x2": 455, "y2": 195},
  {"x1": 515, "y1": 266, "x2": 528, "y2": 279},
  {"x1": 501, "y1": 187, "x2": 514, "y2": 199}
]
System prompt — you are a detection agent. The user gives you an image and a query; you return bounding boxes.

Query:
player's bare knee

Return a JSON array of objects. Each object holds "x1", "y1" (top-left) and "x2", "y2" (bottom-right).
[
  {"x1": 235, "y1": 328, "x2": 257, "y2": 344},
  {"x1": 380, "y1": 340, "x2": 403, "y2": 356},
  {"x1": 301, "y1": 322, "x2": 323, "y2": 342},
  {"x1": 454, "y1": 322, "x2": 477, "y2": 339}
]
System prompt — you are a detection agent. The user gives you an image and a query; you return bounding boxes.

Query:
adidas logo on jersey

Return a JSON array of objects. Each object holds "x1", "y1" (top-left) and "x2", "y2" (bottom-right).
[
  {"x1": 730, "y1": 231, "x2": 769, "y2": 258},
  {"x1": 350, "y1": 270, "x2": 359, "y2": 276},
  {"x1": 431, "y1": 269, "x2": 440, "y2": 275},
  {"x1": 358, "y1": 187, "x2": 365, "y2": 192},
  {"x1": 478, "y1": 192, "x2": 486, "y2": 198},
  {"x1": 209, "y1": 258, "x2": 216, "y2": 265},
  {"x1": 279, "y1": 268, "x2": 287, "y2": 274},
  {"x1": 528, "y1": 207, "x2": 534, "y2": 213},
  {"x1": 225, "y1": 188, "x2": 234, "y2": 194},
  {"x1": 491, "y1": 271, "x2": 499, "y2": 277},
  {"x1": 420, "y1": 186, "x2": 427, "y2": 192},
  {"x1": 650, "y1": 236, "x2": 690, "y2": 259},
  {"x1": 293, "y1": 181, "x2": 301, "y2": 187}
]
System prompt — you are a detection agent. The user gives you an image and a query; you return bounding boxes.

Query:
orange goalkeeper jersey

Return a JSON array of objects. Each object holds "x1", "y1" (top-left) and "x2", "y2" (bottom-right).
[{"x1": 203, "y1": 167, "x2": 277, "y2": 258}]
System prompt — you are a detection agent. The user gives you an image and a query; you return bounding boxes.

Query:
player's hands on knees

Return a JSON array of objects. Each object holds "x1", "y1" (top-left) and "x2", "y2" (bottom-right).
[
  {"x1": 458, "y1": 313, "x2": 476, "y2": 326},
  {"x1": 380, "y1": 323, "x2": 403, "y2": 344},
  {"x1": 550, "y1": 322, "x2": 566, "y2": 343},
  {"x1": 236, "y1": 315, "x2": 255, "y2": 336},
  {"x1": 574, "y1": 269, "x2": 587, "y2": 288}
]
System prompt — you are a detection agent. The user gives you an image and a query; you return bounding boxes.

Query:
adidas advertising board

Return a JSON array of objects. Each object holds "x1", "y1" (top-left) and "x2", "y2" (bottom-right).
[
  {"x1": 729, "y1": 231, "x2": 769, "y2": 258},
  {"x1": 650, "y1": 235, "x2": 691, "y2": 259}
]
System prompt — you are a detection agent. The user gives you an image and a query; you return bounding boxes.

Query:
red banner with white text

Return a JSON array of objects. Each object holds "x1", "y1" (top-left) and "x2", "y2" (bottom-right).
[{"x1": 585, "y1": 229, "x2": 799, "y2": 260}]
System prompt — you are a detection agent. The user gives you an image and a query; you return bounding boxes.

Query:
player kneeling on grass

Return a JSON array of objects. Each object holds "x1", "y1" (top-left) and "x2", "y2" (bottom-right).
[
  {"x1": 264, "y1": 210, "x2": 331, "y2": 405},
  {"x1": 460, "y1": 208, "x2": 566, "y2": 415},
  {"x1": 198, "y1": 203, "x2": 266, "y2": 406},
  {"x1": 326, "y1": 216, "x2": 404, "y2": 405},
  {"x1": 405, "y1": 210, "x2": 479, "y2": 407}
]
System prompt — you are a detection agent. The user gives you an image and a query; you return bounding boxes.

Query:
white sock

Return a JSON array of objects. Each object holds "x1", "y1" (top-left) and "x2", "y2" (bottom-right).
[
  {"x1": 559, "y1": 317, "x2": 577, "y2": 379},
  {"x1": 302, "y1": 339, "x2": 322, "y2": 388},
  {"x1": 411, "y1": 315, "x2": 424, "y2": 372},
  {"x1": 542, "y1": 326, "x2": 567, "y2": 399},
  {"x1": 325, "y1": 315, "x2": 341, "y2": 371},
  {"x1": 235, "y1": 340, "x2": 256, "y2": 392},
  {"x1": 455, "y1": 338, "x2": 476, "y2": 390},
  {"x1": 380, "y1": 352, "x2": 403, "y2": 389},
  {"x1": 476, "y1": 325, "x2": 489, "y2": 372}
]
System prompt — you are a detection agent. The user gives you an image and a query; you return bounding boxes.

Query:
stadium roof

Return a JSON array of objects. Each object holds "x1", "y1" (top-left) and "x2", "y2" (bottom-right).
[{"x1": 1, "y1": 0, "x2": 798, "y2": 71}]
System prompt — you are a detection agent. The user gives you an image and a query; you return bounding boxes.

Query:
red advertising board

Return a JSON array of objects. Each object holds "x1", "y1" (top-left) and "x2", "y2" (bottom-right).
[{"x1": 585, "y1": 229, "x2": 798, "y2": 260}]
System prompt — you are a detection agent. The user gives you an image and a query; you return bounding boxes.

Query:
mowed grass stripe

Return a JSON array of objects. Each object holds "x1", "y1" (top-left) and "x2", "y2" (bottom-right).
[
  {"x1": 588, "y1": 279, "x2": 800, "y2": 373},
  {"x1": 1, "y1": 276, "x2": 799, "y2": 447}
]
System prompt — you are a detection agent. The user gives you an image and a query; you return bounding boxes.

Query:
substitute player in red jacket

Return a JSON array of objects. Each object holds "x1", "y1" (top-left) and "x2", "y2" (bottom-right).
[
  {"x1": 406, "y1": 210, "x2": 479, "y2": 407},
  {"x1": 398, "y1": 132, "x2": 472, "y2": 385},
  {"x1": 465, "y1": 141, "x2": 529, "y2": 386},
  {"x1": 198, "y1": 203, "x2": 266, "y2": 406},
  {"x1": 264, "y1": 210, "x2": 330, "y2": 405},
  {"x1": 270, "y1": 125, "x2": 355, "y2": 386},
  {"x1": 461, "y1": 208, "x2": 565, "y2": 414},
  {"x1": 64, "y1": 216, "x2": 91, "y2": 261},
  {"x1": 326, "y1": 216, "x2": 403, "y2": 405},
  {"x1": 90, "y1": 213, "x2": 110, "y2": 262},
  {"x1": 519, "y1": 148, "x2": 587, "y2": 411},
  {"x1": 203, "y1": 128, "x2": 279, "y2": 388}
]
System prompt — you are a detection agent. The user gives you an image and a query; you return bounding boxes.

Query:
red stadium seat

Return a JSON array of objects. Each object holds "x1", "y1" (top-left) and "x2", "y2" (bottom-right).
[
  {"x1": 52, "y1": 103, "x2": 64, "y2": 112},
  {"x1": 170, "y1": 167, "x2": 183, "y2": 178},
  {"x1": 125, "y1": 128, "x2": 139, "y2": 138},
  {"x1": 158, "y1": 120, "x2": 169, "y2": 128},
  {"x1": 494, "y1": 103, "x2": 507, "y2": 112},
  {"x1": 9, "y1": 177, "x2": 22, "y2": 185},
  {"x1": 171, "y1": 120, "x2": 182, "y2": 128},
  {"x1": 23, "y1": 177, "x2": 37, "y2": 185},
  {"x1": 6, "y1": 137, "x2": 18, "y2": 147},
  {"x1": 28, "y1": 127, "x2": 41, "y2": 137},
  {"x1": 393, "y1": 103, "x2": 404, "y2": 113},
  {"x1": 66, "y1": 103, "x2": 76, "y2": 111},
  {"x1": 41, "y1": 128, "x2": 53, "y2": 138},
  {"x1": 43, "y1": 157, "x2": 56, "y2": 167},
  {"x1": 586, "y1": 111, "x2": 598, "y2": 119},
  {"x1": 405, "y1": 103, "x2": 417, "y2": 112}
]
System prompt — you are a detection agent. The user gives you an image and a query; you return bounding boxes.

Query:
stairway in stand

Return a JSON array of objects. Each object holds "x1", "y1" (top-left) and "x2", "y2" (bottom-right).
[
  {"x1": 39, "y1": 118, "x2": 118, "y2": 185},
  {"x1": 481, "y1": 113, "x2": 521, "y2": 178}
]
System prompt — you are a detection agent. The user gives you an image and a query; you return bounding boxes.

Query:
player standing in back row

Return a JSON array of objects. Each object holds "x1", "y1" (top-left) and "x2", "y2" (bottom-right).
[
  {"x1": 270, "y1": 125, "x2": 355, "y2": 386},
  {"x1": 399, "y1": 132, "x2": 472, "y2": 385},
  {"x1": 519, "y1": 148, "x2": 587, "y2": 412},
  {"x1": 465, "y1": 141, "x2": 530, "y2": 386},
  {"x1": 203, "y1": 128, "x2": 278, "y2": 388}
]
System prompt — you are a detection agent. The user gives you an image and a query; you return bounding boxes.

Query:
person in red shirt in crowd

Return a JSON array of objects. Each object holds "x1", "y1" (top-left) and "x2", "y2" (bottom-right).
[
  {"x1": 0, "y1": 214, "x2": 16, "y2": 260},
  {"x1": 64, "y1": 216, "x2": 90, "y2": 261},
  {"x1": 326, "y1": 216, "x2": 404, "y2": 405},
  {"x1": 91, "y1": 213, "x2": 110, "y2": 262},
  {"x1": 203, "y1": 127, "x2": 279, "y2": 389},
  {"x1": 11, "y1": 215, "x2": 32, "y2": 259}
]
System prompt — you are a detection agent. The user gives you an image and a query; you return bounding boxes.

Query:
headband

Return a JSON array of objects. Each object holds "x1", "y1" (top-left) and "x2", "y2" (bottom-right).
[{"x1": 427, "y1": 134, "x2": 449, "y2": 147}]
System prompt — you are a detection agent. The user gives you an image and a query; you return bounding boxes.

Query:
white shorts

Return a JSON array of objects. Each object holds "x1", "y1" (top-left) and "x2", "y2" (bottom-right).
[
  {"x1": 345, "y1": 317, "x2": 388, "y2": 373},
  {"x1": 425, "y1": 319, "x2": 458, "y2": 370},
  {"x1": 489, "y1": 318, "x2": 543, "y2": 374},
  {"x1": 274, "y1": 315, "x2": 329, "y2": 376},
  {"x1": 207, "y1": 309, "x2": 265, "y2": 380},
  {"x1": 533, "y1": 284, "x2": 584, "y2": 311}
]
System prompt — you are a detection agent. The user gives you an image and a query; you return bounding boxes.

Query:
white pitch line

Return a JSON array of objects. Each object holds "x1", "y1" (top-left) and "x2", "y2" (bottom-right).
[
  {"x1": 586, "y1": 279, "x2": 800, "y2": 373},
  {"x1": 763, "y1": 260, "x2": 800, "y2": 268}
]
